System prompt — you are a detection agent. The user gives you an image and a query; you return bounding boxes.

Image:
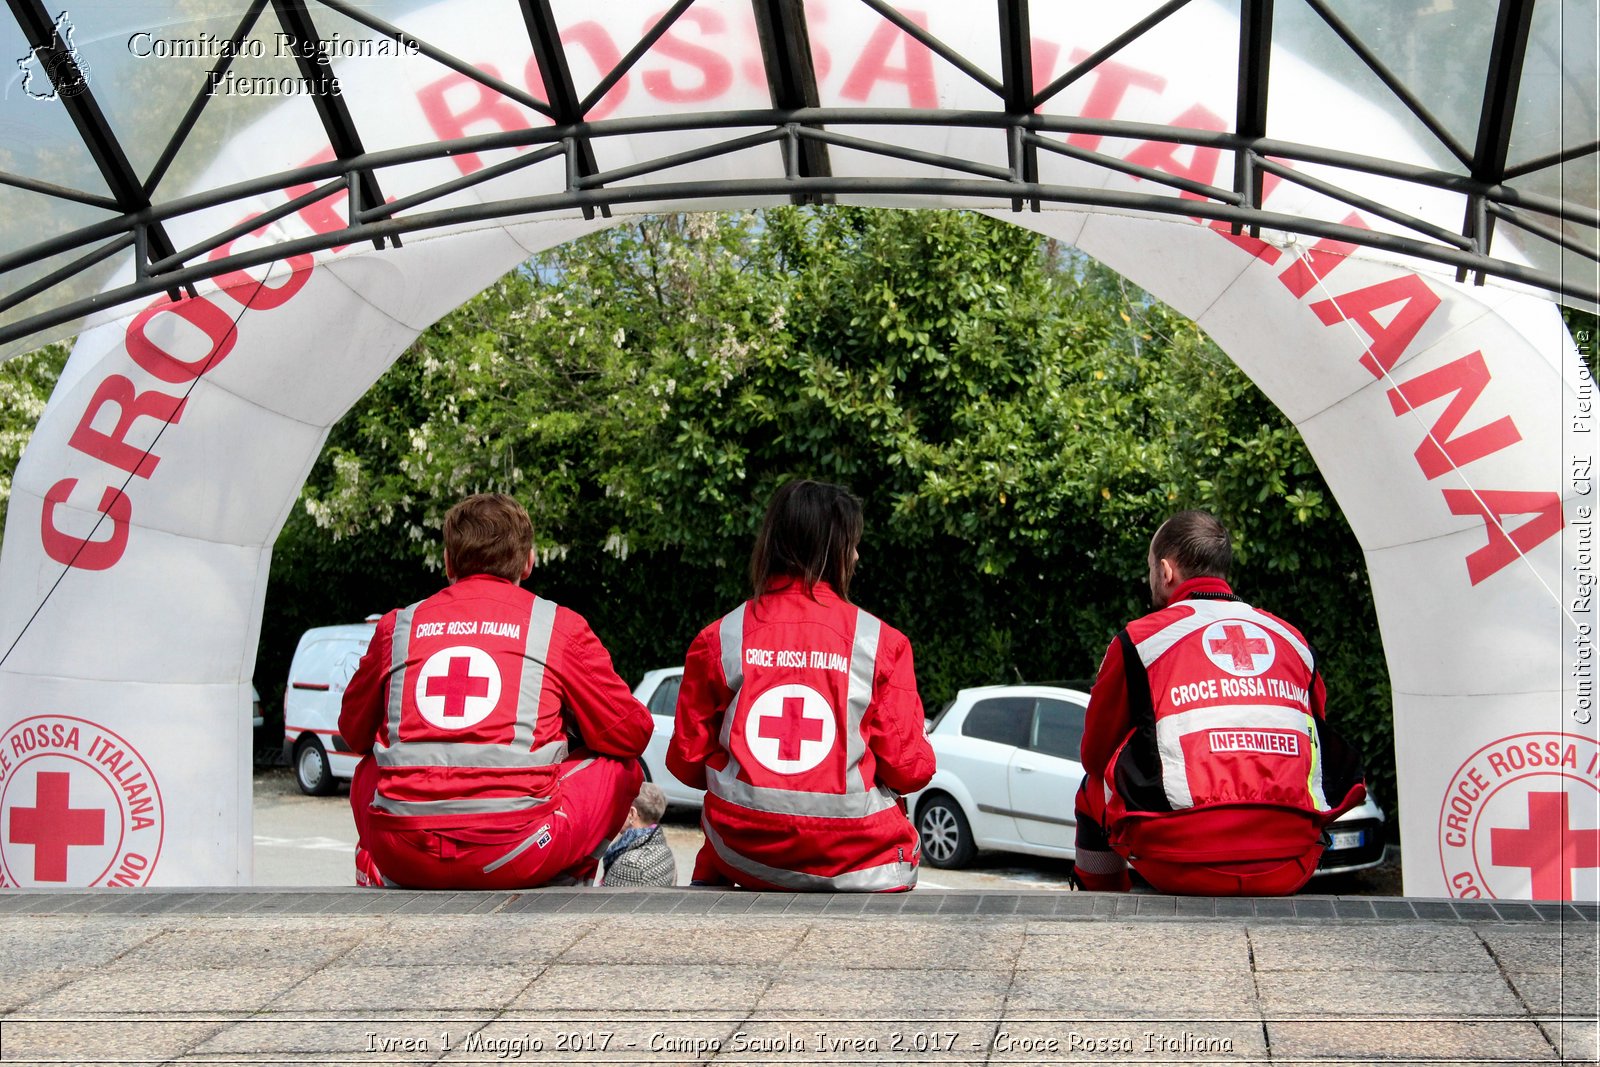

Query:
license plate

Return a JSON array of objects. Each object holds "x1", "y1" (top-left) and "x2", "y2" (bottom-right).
[{"x1": 1329, "y1": 829, "x2": 1364, "y2": 850}]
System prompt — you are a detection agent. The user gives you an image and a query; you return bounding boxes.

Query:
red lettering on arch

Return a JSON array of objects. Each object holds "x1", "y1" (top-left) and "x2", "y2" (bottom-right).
[
  {"x1": 417, "y1": 65, "x2": 534, "y2": 176},
  {"x1": 559, "y1": 22, "x2": 629, "y2": 120},
  {"x1": 1309, "y1": 273, "x2": 1442, "y2": 379},
  {"x1": 40, "y1": 480, "x2": 131, "y2": 571},
  {"x1": 1443, "y1": 489, "x2": 1564, "y2": 585},
  {"x1": 1063, "y1": 54, "x2": 1166, "y2": 150},
  {"x1": 68, "y1": 375, "x2": 186, "y2": 480},
  {"x1": 839, "y1": 9, "x2": 937, "y2": 108},
  {"x1": 1278, "y1": 215, "x2": 1367, "y2": 298},
  {"x1": 126, "y1": 295, "x2": 238, "y2": 384},
  {"x1": 642, "y1": 8, "x2": 732, "y2": 103},
  {"x1": 1388, "y1": 351, "x2": 1522, "y2": 479}
]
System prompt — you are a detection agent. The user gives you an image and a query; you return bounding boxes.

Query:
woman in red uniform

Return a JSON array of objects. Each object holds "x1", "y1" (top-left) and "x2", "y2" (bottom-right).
[{"x1": 668, "y1": 480, "x2": 936, "y2": 890}]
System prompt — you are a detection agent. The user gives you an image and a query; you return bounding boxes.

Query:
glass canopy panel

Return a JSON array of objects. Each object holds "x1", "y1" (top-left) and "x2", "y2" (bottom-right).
[
  {"x1": 47, "y1": 1, "x2": 265, "y2": 190},
  {"x1": 1030, "y1": 0, "x2": 1240, "y2": 138},
  {"x1": 0, "y1": 15, "x2": 110, "y2": 192},
  {"x1": 303, "y1": 0, "x2": 546, "y2": 167},
  {"x1": 145, "y1": 17, "x2": 336, "y2": 241},
  {"x1": 1310, "y1": 0, "x2": 1495, "y2": 163},
  {"x1": 0, "y1": 185, "x2": 123, "y2": 358},
  {"x1": 805, "y1": 0, "x2": 1005, "y2": 111},
  {"x1": 1269, "y1": 0, "x2": 1469, "y2": 174},
  {"x1": 1507, "y1": 0, "x2": 1597, "y2": 172}
]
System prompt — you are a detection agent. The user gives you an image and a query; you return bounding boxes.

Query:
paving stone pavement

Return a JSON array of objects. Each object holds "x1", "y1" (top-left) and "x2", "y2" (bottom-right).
[{"x1": 0, "y1": 889, "x2": 1594, "y2": 1066}]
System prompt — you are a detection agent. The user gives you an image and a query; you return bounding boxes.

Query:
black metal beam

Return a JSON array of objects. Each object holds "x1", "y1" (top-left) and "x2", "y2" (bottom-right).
[
  {"x1": 270, "y1": 0, "x2": 395, "y2": 249},
  {"x1": 1461, "y1": 0, "x2": 1537, "y2": 282},
  {"x1": 1233, "y1": 0, "x2": 1272, "y2": 236},
  {"x1": 997, "y1": 0, "x2": 1037, "y2": 211},
  {"x1": 517, "y1": 0, "x2": 607, "y2": 219},
  {"x1": 7, "y1": 0, "x2": 186, "y2": 297},
  {"x1": 752, "y1": 0, "x2": 831, "y2": 203}
]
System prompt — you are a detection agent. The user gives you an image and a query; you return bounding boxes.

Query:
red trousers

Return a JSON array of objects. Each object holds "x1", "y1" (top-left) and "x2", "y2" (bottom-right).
[
  {"x1": 1074, "y1": 775, "x2": 1321, "y2": 896},
  {"x1": 350, "y1": 754, "x2": 642, "y2": 889}
]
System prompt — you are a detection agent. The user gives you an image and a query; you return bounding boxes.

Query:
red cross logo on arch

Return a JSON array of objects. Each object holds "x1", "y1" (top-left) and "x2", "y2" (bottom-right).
[
  {"x1": 1438, "y1": 733, "x2": 1600, "y2": 901},
  {"x1": 0, "y1": 716, "x2": 164, "y2": 888},
  {"x1": 744, "y1": 684, "x2": 837, "y2": 775},
  {"x1": 414, "y1": 646, "x2": 502, "y2": 730},
  {"x1": 1201, "y1": 619, "x2": 1276, "y2": 677}
]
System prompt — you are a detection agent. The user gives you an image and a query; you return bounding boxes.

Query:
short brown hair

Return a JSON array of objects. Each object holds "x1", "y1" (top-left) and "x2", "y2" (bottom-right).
[
  {"x1": 749, "y1": 479, "x2": 864, "y2": 601},
  {"x1": 633, "y1": 782, "x2": 668, "y2": 824},
  {"x1": 1151, "y1": 510, "x2": 1231, "y2": 581},
  {"x1": 443, "y1": 494, "x2": 534, "y2": 582}
]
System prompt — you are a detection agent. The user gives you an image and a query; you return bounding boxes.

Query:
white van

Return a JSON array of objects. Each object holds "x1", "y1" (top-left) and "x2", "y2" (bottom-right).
[{"x1": 282, "y1": 622, "x2": 375, "y2": 795}]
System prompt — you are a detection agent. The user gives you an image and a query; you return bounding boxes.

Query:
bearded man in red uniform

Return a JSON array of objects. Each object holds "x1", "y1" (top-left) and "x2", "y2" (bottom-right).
[
  {"x1": 340, "y1": 493, "x2": 651, "y2": 889},
  {"x1": 1073, "y1": 510, "x2": 1366, "y2": 895}
]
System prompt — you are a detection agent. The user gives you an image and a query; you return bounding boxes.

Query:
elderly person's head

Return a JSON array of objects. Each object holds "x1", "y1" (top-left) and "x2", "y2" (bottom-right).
[{"x1": 625, "y1": 782, "x2": 668, "y2": 829}]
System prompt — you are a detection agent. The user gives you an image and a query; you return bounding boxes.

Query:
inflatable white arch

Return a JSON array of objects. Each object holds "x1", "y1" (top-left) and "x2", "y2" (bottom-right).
[{"x1": 0, "y1": 1, "x2": 1593, "y2": 899}]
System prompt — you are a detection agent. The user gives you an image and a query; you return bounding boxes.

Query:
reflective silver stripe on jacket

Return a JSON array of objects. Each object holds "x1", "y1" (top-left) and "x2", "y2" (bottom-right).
[
  {"x1": 702, "y1": 816, "x2": 915, "y2": 892},
  {"x1": 376, "y1": 739, "x2": 567, "y2": 770},
  {"x1": 707, "y1": 603, "x2": 897, "y2": 820},
  {"x1": 370, "y1": 792, "x2": 552, "y2": 817}
]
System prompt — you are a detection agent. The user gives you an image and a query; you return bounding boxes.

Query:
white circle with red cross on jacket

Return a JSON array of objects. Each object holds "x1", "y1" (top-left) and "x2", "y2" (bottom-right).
[
  {"x1": 1200, "y1": 619, "x2": 1278, "y2": 678},
  {"x1": 414, "y1": 646, "x2": 503, "y2": 730},
  {"x1": 744, "y1": 683, "x2": 837, "y2": 775}
]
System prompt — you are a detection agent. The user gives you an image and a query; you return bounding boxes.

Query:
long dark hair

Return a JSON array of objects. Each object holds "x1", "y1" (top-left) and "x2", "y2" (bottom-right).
[{"x1": 749, "y1": 479, "x2": 863, "y2": 602}]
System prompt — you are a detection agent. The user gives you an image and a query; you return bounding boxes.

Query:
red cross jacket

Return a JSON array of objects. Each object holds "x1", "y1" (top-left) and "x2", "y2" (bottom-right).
[
  {"x1": 340, "y1": 574, "x2": 651, "y2": 824},
  {"x1": 1082, "y1": 577, "x2": 1365, "y2": 866},
  {"x1": 667, "y1": 581, "x2": 936, "y2": 890}
]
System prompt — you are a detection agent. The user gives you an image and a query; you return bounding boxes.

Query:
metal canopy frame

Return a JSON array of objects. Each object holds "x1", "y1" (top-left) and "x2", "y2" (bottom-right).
[{"x1": 1, "y1": 0, "x2": 1594, "y2": 350}]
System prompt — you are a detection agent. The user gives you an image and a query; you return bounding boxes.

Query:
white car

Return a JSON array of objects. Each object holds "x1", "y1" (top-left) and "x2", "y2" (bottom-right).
[
  {"x1": 633, "y1": 667, "x2": 704, "y2": 808},
  {"x1": 910, "y1": 683, "x2": 1387, "y2": 877},
  {"x1": 282, "y1": 622, "x2": 375, "y2": 795}
]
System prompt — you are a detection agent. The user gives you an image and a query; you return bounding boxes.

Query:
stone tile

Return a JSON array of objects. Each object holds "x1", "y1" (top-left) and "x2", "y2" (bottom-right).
[
  {"x1": 1257, "y1": 969, "x2": 1525, "y2": 1017},
  {"x1": 0, "y1": 972, "x2": 76, "y2": 1013},
  {"x1": 22, "y1": 966, "x2": 311, "y2": 1015},
  {"x1": 508, "y1": 963, "x2": 770, "y2": 1012},
  {"x1": 556, "y1": 917, "x2": 809, "y2": 966},
  {"x1": 439, "y1": 1018, "x2": 741, "y2": 1063},
  {"x1": 1479, "y1": 926, "x2": 1600, "y2": 975},
  {"x1": 1504, "y1": 970, "x2": 1600, "y2": 1018},
  {"x1": 756, "y1": 967, "x2": 1010, "y2": 1015},
  {"x1": 1015, "y1": 924, "x2": 1251, "y2": 971},
  {"x1": 272, "y1": 964, "x2": 536, "y2": 1011},
  {"x1": 990, "y1": 1020, "x2": 1265, "y2": 1062},
  {"x1": 337, "y1": 915, "x2": 595, "y2": 967},
  {"x1": 1266, "y1": 1019, "x2": 1558, "y2": 1062},
  {"x1": 785, "y1": 920, "x2": 1024, "y2": 970},
  {"x1": 0, "y1": 916, "x2": 166, "y2": 974},
  {"x1": 1249, "y1": 925, "x2": 1496, "y2": 972},
  {"x1": 0, "y1": 1019, "x2": 229, "y2": 1061},
  {"x1": 1006, "y1": 968, "x2": 1259, "y2": 1018},
  {"x1": 106, "y1": 923, "x2": 367, "y2": 971},
  {"x1": 1538, "y1": 1019, "x2": 1598, "y2": 1063}
]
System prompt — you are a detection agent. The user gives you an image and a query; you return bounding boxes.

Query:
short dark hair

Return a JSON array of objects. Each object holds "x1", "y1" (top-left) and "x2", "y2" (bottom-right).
[
  {"x1": 443, "y1": 493, "x2": 534, "y2": 582},
  {"x1": 749, "y1": 479, "x2": 864, "y2": 602},
  {"x1": 1151, "y1": 510, "x2": 1231, "y2": 581}
]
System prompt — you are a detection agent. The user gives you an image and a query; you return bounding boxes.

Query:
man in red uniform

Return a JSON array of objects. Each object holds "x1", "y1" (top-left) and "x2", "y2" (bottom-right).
[
  {"x1": 340, "y1": 493, "x2": 651, "y2": 889},
  {"x1": 1073, "y1": 510, "x2": 1365, "y2": 895}
]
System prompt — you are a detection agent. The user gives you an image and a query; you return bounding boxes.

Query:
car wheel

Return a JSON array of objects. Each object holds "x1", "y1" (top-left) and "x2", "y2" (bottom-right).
[
  {"x1": 917, "y1": 795, "x2": 976, "y2": 869},
  {"x1": 294, "y1": 736, "x2": 336, "y2": 797}
]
